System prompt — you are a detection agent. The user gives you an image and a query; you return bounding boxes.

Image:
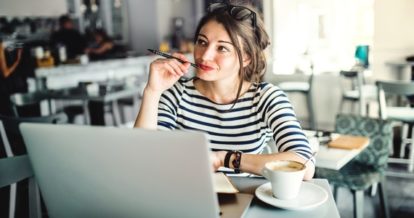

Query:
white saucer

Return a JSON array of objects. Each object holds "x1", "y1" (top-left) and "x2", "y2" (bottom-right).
[{"x1": 255, "y1": 182, "x2": 328, "y2": 210}]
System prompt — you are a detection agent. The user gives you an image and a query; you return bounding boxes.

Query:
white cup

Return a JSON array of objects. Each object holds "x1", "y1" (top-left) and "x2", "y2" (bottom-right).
[
  {"x1": 86, "y1": 83, "x2": 99, "y2": 95},
  {"x1": 262, "y1": 160, "x2": 306, "y2": 200},
  {"x1": 80, "y1": 54, "x2": 89, "y2": 65}
]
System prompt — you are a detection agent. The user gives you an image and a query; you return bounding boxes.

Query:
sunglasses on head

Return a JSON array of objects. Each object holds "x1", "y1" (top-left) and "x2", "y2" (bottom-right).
[{"x1": 207, "y1": 3, "x2": 257, "y2": 29}]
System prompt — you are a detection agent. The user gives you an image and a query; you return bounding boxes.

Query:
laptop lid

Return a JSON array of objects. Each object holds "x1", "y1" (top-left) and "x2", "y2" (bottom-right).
[{"x1": 20, "y1": 123, "x2": 220, "y2": 218}]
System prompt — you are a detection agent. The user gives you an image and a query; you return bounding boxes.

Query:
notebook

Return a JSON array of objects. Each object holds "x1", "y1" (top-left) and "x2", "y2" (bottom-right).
[
  {"x1": 213, "y1": 172, "x2": 239, "y2": 193},
  {"x1": 328, "y1": 135, "x2": 369, "y2": 150},
  {"x1": 20, "y1": 123, "x2": 252, "y2": 218}
]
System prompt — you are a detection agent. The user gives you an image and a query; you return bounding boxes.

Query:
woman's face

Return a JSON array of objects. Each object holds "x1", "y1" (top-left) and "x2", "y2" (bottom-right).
[
  {"x1": 94, "y1": 34, "x2": 103, "y2": 43},
  {"x1": 194, "y1": 20, "x2": 248, "y2": 83}
]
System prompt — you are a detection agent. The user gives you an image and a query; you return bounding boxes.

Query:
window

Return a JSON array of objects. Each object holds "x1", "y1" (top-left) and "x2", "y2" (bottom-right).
[{"x1": 267, "y1": 0, "x2": 374, "y2": 75}]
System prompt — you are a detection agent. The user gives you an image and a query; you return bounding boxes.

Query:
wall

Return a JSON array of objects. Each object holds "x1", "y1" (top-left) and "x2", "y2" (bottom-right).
[
  {"x1": 372, "y1": 0, "x2": 414, "y2": 80},
  {"x1": 126, "y1": 0, "x2": 159, "y2": 54},
  {"x1": 127, "y1": 0, "x2": 203, "y2": 55},
  {"x1": 0, "y1": 0, "x2": 67, "y2": 16}
]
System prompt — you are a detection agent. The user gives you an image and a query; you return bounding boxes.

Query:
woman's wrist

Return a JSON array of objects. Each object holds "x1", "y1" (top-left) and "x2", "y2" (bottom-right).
[
  {"x1": 217, "y1": 151, "x2": 227, "y2": 168},
  {"x1": 143, "y1": 86, "x2": 163, "y2": 98}
]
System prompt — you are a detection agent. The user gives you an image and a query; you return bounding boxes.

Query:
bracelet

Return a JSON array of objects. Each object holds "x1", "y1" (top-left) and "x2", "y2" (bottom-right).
[{"x1": 232, "y1": 151, "x2": 242, "y2": 173}]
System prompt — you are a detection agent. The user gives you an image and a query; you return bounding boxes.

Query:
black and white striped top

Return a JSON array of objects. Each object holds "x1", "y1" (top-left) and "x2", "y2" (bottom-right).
[{"x1": 157, "y1": 78, "x2": 313, "y2": 162}]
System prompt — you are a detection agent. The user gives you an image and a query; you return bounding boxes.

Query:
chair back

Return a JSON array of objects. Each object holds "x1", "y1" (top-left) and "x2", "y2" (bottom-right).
[
  {"x1": 0, "y1": 122, "x2": 42, "y2": 218},
  {"x1": 0, "y1": 113, "x2": 68, "y2": 156},
  {"x1": 9, "y1": 91, "x2": 51, "y2": 117},
  {"x1": 335, "y1": 114, "x2": 393, "y2": 170},
  {"x1": 0, "y1": 155, "x2": 33, "y2": 188},
  {"x1": 339, "y1": 70, "x2": 363, "y2": 95},
  {"x1": 376, "y1": 80, "x2": 414, "y2": 120}
]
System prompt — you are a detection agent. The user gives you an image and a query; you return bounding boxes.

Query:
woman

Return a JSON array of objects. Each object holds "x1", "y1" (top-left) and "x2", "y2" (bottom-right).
[
  {"x1": 85, "y1": 28, "x2": 114, "y2": 60},
  {"x1": 134, "y1": 2, "x2": 315, "y2": 180},
  {"x1": 0, "y1": 40, "x2": 22, "y2": 115}
]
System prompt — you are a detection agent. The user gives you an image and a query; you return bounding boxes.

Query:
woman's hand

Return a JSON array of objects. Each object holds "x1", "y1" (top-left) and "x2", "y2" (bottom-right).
[
  {"x1": 210, "y1": 151, "x2": 226, "y2": 172},
  {"x1": 145, "y1": 53, "x2": 190, "y2": 95}
]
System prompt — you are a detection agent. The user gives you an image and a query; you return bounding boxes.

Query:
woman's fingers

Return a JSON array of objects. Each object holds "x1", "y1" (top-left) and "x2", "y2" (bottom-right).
[
  {"x1": 162, "y1": 61, "x2": 181, "y2": 77},
  {"x1": 154, "y1": 58, "x2": 187, "y2": 77},
  {"x1": 172, "y1": 52, "x2": 190, "y2": 63},
  {"x1": 172, "y1": 53, "x2": 191, "y2": 69},
  {"x1": 170, "y1": 59, "x2": 189, "y2": 76}
]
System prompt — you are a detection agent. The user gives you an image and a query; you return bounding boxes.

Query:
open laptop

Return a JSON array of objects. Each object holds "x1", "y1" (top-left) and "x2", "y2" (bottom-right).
[{"x1": 20, "y1": 123, "x2": 252, "y2": 218}]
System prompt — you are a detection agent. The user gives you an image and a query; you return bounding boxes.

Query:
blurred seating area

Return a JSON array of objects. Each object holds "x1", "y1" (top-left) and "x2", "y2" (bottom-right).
[{"x1": 2, "y1": 0, "x2": 414, "y2": 217}]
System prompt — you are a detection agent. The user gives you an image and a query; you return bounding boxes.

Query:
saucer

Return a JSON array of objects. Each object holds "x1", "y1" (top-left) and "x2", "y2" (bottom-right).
[{"x1": 255, "y1": 182, "x2": 328, "y2": 210}]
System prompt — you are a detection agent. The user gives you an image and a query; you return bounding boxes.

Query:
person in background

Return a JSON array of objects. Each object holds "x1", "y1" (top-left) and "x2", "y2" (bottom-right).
[
  {"x1": 85, "y1": 28, "x2": 115, "y2": 60},
  {"x1": 134, "y1": 2, "x2": 315, "y2": 179},
  {"x1": 50, "y1": 15, "x2": 86, "y2": 60},
  {"x1": 0, "y1": 39, "x2": 22, "y2": 116}
]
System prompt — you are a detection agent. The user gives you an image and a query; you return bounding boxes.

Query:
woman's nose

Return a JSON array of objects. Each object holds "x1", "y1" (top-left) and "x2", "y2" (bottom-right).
[{"x1": 200, "y1": 46, "x2": 215, "y2": 61}]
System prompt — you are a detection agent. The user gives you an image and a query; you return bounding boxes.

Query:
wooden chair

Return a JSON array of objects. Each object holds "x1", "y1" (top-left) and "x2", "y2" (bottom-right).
[{"x1": 316, "y1": 114, "x2": 392, "y2": 218}]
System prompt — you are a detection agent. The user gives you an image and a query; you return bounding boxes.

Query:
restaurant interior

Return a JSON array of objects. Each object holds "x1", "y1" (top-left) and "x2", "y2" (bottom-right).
[{"x1": 1, "y1": 0, "x2": 414, "y2": 217}]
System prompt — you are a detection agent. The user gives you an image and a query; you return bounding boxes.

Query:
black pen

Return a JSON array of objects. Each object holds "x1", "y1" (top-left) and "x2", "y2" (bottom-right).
[{"x1": 147, "y1": 49, "x2": 198, "y2": 68}]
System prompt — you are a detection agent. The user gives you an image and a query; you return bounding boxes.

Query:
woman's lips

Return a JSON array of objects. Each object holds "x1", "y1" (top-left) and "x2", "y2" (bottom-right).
[{"x1": 198, "y1": 64, "x2": 215, "y2": 71}]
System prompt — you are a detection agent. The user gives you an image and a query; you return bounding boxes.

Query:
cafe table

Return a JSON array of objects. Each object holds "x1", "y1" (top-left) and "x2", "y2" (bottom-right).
[
  {"x1": 47, "y1": 85, "x2": 141, "y2": 125},
  {"x1": 303, "y1": 130, "x2": 370, "y2": 170},
  {"x1": 229, "y1": 177, "x2": 340, "y2": 218}
]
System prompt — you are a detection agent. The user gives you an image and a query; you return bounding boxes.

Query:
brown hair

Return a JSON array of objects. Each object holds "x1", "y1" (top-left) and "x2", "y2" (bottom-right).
[{"x1": 194, "y1": 2, "x2": 270, "y2": 105}]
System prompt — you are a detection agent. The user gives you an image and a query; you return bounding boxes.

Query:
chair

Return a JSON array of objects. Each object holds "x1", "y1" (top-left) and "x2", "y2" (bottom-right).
[
  {"x1": 0, "y1": 113, "x2": 67, "y2": 217},
  {"x1": 338, "y1": 70, "x2": 377, "y2": 116},
  {"x1": 0, "y1": 122, "x2": 41, "y2": 218},
  {"x1": 9, "y1": 91, "x2": 52, "y2": 117},
  {"x1": 278, "y1": 72, "x2": 316, "y2": 129},
  {"x1": 316, "y1": 114, "x2": 393, "y2": 218},
  {"x1": 376, "y1": 80, "x2": 414, "y2": 172},
  {"x1": 0, "y1": 155, "x2": 41, "y2": 218},
  {"x1": 0, "y1": 113, "x2": 68, "y2": 155}
]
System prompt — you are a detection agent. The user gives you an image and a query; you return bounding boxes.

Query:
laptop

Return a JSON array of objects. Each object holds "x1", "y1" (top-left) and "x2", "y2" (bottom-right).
[{"x1": 20, "y1": 123, "x2": 252, "y2": 218}]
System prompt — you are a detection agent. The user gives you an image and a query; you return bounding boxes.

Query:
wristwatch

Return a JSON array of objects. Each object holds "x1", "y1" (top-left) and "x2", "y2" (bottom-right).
[{"x1": 224, "y1": 150, "x2": 243, "y2": 173}]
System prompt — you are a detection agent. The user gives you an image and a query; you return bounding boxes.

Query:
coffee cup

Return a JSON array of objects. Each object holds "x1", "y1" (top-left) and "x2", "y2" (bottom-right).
[{"x1": 262, "y1": 160, "x2": 306, "y2": 200}]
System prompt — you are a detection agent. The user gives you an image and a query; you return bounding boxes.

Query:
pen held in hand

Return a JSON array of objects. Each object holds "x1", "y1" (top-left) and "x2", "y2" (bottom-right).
[{"x1": 147, "y1": 49, "x2": 198, "y2": 68}]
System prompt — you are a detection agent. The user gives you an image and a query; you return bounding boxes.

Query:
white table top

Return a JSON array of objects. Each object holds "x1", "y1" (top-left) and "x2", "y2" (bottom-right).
[
  {"x1": 316, "y1": 142, "x2": 368, "y2": 170},
  {"x1": 303, "y1": 130, "x2": 369, "y2": 170}
]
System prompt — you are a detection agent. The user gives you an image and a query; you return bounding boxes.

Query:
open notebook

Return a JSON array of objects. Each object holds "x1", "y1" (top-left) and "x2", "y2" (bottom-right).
[{"x1": 213, "y1": 172, "x2": 239, "y2": 193}]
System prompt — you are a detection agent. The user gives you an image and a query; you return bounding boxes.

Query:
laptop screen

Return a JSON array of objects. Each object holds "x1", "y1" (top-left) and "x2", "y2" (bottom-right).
[{"x1": 21, "y1": 123, "x2": 220, "y2": 218}]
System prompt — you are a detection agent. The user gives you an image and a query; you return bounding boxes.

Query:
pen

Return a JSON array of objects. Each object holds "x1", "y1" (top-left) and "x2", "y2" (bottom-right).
[{"x1": 147, "y1": 49, "x2": 198, "y2": 68}]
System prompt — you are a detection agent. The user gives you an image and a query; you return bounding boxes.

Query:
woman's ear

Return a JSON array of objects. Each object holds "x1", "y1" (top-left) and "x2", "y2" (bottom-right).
[{"x1": 242, "y1": 54, "x2": 251, "y2": 68}]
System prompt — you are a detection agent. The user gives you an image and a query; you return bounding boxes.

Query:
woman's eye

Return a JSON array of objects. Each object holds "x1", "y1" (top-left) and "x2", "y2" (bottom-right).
[
  {"x1": 195, "y1": 39, "x2": 207, "y2": 46},
  {"x1": 218, "y1": 46, "x2": 230, "y2": 52}
]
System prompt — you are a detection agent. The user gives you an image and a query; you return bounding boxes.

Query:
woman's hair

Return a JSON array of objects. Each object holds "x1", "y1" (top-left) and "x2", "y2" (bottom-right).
[
  {"x1": 94, "y1": 28, "x2": 112, "y2": 42},
  {"x1": 194, "y1": 2, "x2": 270, "y2": 105}
]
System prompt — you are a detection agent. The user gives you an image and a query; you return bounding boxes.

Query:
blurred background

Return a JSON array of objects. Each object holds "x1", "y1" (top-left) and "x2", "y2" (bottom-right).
[
  {"x1": 2, "y1": 1, "x2": 414, "y2": 218},
  {"x1": 2, "y1": 0, "x2": 413, "y2": 129}
]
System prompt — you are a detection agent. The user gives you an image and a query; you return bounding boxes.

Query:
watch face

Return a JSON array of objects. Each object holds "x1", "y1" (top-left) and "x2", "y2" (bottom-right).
[{"x1": 232, "y1": 151, "x2": 242, "y2": 173}]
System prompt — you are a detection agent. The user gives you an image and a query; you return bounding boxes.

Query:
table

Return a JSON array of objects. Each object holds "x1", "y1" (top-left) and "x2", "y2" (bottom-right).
[
  {"x1": 47, "y1": 85, "x2": 141, "y2": 125},
  {"x1": 303, "y1": 130, "x2": 370, "y2": 170},
  {"x1": 230, "y1": 177, "x2": 340, "y2": 218},
  {"x1": 35, "y1": 56, "x2": 152, "y2": 90},
  {"x1": 386, "y1": 61, "x2": 414, "y2": 80},
  {"x1": 315, "y1": 137, "x2": 369, "y2": 170}
]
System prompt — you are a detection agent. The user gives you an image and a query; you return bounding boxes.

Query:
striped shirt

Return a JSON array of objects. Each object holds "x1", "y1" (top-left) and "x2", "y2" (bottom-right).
[{"x1": 157, "y1": 78, "x2": 313, "y2": 162}]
